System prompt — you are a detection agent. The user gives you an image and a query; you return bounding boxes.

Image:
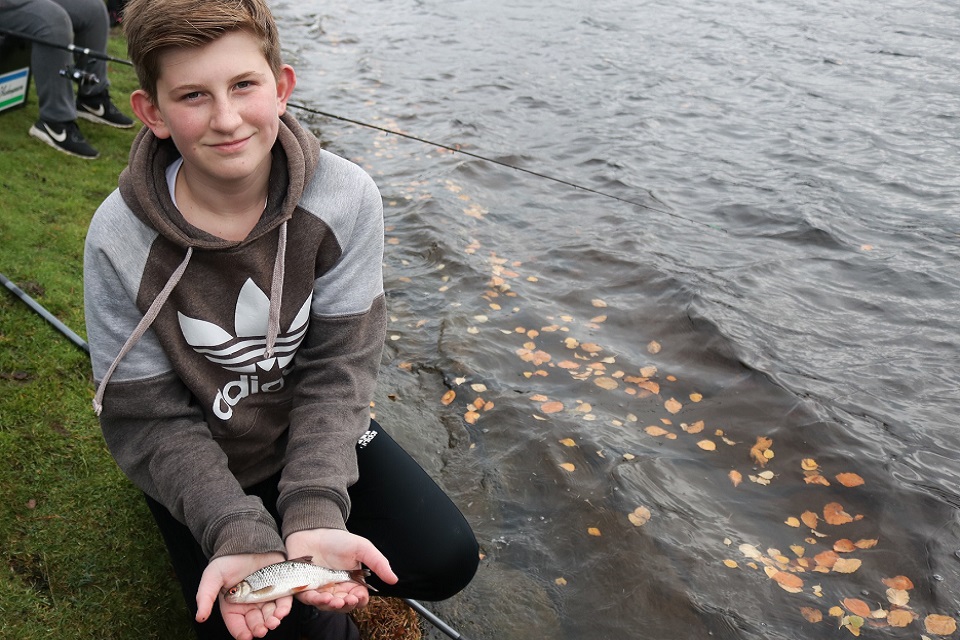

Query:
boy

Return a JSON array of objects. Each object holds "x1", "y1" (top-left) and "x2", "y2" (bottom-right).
[{"x1": 82, "y1": 1, "x2": 478, "y2": 638}]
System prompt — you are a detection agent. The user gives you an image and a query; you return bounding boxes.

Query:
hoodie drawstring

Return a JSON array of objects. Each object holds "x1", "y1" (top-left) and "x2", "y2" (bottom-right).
[
  {"x1": 265, "y1": 221, "x2": 287, "y2": 359},
  {"x1": 92, "y1": 247, "x2": 194, "y2": 415}
]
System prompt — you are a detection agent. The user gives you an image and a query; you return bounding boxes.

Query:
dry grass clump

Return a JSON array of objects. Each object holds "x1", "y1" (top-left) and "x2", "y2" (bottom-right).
[{"x1": 351, "y1": 597, "x2": 422, "y2": 640}]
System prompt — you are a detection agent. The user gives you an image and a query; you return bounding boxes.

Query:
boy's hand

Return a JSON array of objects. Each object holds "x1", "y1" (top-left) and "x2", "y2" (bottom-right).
[
  {"x1": 196, "y1": 552, "x2": 291, "y2": 640},
  {"x1": 285, "y1": 528, "x2": 398, "y2": 613}
]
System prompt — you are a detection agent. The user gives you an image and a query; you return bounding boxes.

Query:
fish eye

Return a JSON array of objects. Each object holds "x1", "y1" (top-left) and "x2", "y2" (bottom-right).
[{"x1": 228, "y1": 587, "x2": 238, "y2": 595}]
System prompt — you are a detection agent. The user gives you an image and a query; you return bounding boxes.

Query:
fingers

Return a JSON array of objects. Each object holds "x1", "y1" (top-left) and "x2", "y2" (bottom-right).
[
  {"x1": 354, "y1": 538, "x2": 398, "y2": 586},
  {"x1": 195, "y1": 564, "x2": 223, "y2": 623}
]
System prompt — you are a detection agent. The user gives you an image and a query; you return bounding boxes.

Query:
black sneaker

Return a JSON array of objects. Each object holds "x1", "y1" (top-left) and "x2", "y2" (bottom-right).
[
  {"x1": 28, "y1": 120, "x2": 99, "y2": 159},
  {"x1": 77, "y1": 91, "x2": 134, "y2": 128}
]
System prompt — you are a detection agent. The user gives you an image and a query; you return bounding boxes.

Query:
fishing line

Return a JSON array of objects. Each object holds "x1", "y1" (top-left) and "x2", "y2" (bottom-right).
[{"x1": 288, "y1": 102, "x2": 724, "y2": 233}]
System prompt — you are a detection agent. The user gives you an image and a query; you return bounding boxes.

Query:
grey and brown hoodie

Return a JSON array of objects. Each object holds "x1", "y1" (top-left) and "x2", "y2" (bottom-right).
[{"x1": 83, "y1": 113, "x2": 386, "y2": 560}]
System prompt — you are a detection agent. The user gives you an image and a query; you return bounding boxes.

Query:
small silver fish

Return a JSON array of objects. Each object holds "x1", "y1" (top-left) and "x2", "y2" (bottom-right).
[{"x1": 225, "y1": 556, "x2": 373, "y2": 604}]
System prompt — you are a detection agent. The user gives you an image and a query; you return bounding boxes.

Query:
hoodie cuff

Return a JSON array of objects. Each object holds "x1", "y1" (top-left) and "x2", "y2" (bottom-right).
[
  {"x1": 205, "y1": 511, "x2": 285, "y2": 560},
  {"x1": 279, "y1": 493, "x2": 348, "y2": 540}
]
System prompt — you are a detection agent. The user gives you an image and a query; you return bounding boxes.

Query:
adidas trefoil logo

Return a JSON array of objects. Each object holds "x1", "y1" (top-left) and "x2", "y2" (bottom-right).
[{"x1": 178, "y1": 278, "x2": 311, "y2": 419}]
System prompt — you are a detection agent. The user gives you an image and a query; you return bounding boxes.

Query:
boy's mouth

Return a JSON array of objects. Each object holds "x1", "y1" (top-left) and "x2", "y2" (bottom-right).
[{"x1": 211, "y1": 135, "x2": 253, "y2": 152}]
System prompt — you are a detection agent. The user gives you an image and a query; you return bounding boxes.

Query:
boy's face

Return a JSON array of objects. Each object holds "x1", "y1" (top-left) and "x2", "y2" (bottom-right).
[{"x1": 131, "y1": 30, "x2": 295, "y2": 190}]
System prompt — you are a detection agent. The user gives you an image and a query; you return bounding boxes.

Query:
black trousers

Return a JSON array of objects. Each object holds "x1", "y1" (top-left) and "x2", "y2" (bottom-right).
[{"x1": 144, "y1": 420, "x2": 479, "y2": 639}]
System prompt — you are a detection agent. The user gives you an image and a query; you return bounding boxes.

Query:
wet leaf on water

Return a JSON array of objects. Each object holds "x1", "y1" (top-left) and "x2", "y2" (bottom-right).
[
  {"x1": 581, "y1": 342, "x2": 603, "y2": 354},
  {"x1": 682, "y1": 420, "x2": 705, "y2": 434},
  {"x1": 689, "y1": 392, "x2": 703, "y2": 402},
  {"x1": 559, "y1": 463, "x2": 576, "y2": 472},
  {"x1": 925, "y1": 614, "x2": 957, "y2": 636},
  {"x1": 541, "y1": 401, "x2": 564, "y2": 414},
  {"x1": 623, "y1": 453, "x2": 636, "y2": 461},
  {"x1": 785, "y1": 517, "x2": 801, "y2": 527},
  {"x1": 464, "y1": 411, "x2": 480, "y2": 425},
  {"x1": 814, "y1": 550, "x2": 839, "y2": 570},
  {"x1": 882, "y1": 576, "x2": 914, "y2": 590},
  {"x1": 647, "y1": 341, "x2": 661, "y2": 354},
  {"x1": 595, "y1": 377, "x2": 619, "y2": 391},
  {"x1": 854, "y1": 538, "x2": 878, "y2": 549},
  {"x1": 886, "y1": 588, "x2": 909, "y2": 607},
  {"x1": 587, "y1": 527, "x2": 602, "y2": 537},
  {"x1": 637, "y1": 380, "x2": 660, "y2": 394},
  {"x1": 832, "y1": 558, "x2": 862, "y2": 574},
  {"x1": 557, "y1": 360, "x2": 580, "y2": 370},
  {"x1": 590, "y1": 315, "x2": 607, "y2": 323},
  {"x1": 770, "y1": 570, "x2": 804, "y2": 593},
  {"x1": 829, "y1": 606, "x2": 845, "y2": 617},
  {"x1": 887, "y1": 608, "x2": 914, "y2": 627},
  {"x1": 804, "y1": 474, "x2": 831, "y2": 486},
  {"x1": 724, "y1": 559, "x2": 738, "y2": 568},
  {"x1": 843, "y1": 598, "x2": 872, "y2": 618},
  {"x1": 471, "y1": 383, "x2": 488, "y2": 392},
  {"x1": 800, "y1": 607, "x2": 823, "y2": 623},
  {"x1": 801, "y1": 458, "x2": 819, "y2": 471},
  {"x1": 645, "y1": 426, "x2": 670, "y2": 437},
  {"x1": 824, "y1": 502, "x2": 854, "y2": 525},
  {"x1": 628, "y1": 506, "x2": 651, "y2": 527},
  {"x1": 834, "y1": 539, "x2": 856, "y2": 553},
  {"x1": 801, "y1": 511, "x2": 819, "y2": 529},
  {"x1": 441, "y1": 390, "x2": 456, "y2": 406},
  {"x1": 555, "y1": 577, "x2": 568, "y2": 586},
  {"x1": 790, "y1": 545, "x2": 805, "y2": 558},
  {"x1": 750, "y1": 437, "x2": 774, "y2": 467},
  {"x1": 530, "y1": 394, "x2": 549, "y2": 402},
  {"x1": 559, "y1": 438, "x2": 577, "y2": 447},
  {"x1": 664, "y1": 398, "x2": 683, "y2": 414},
  {"x1": 836, "y1": 473, "x2": 865, "y2": 487},
  {"x1": 591, "y1": 298, "x2": 608, "y2": 308},
  {"x1": 640, "y1": 365, "x2": 657, "y2": 377},
  {"x1": 729, "y1": 470, "x2": 743, "y2": 487},
  {"x1": 841, "y1": 615, "x2": 864, "y2": 636},
  {"x1": 697, "y1": 440, "x2": 717, "y2": 451}
]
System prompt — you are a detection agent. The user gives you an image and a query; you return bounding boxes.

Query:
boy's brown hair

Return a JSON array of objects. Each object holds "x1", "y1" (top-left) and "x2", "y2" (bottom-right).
[{"x1": 122, "y1": 0, "x2": 283, "y2": 98}]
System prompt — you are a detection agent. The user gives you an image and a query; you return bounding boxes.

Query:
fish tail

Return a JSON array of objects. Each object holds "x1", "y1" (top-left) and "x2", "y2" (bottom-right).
[{"x1": 349, "y1": 568, "x2": 377, "y2": 592}]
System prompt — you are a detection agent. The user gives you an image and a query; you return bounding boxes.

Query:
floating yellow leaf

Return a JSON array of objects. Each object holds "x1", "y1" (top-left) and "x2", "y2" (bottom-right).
[
  {"x1": 801, "y1": 511, "x2": 819, "y2": 529},
  {"x1": 541, "y1": 401, "x2": 564, "y2": 414},
  {"x1": 886, "y1": 588, "x2": 909, "y2": 607},
  {"x1": 925, "y1": 614, "x2": 957, "y2": 636},
  {"x1": 814, "y1": 550, "x2": 839, "y2": 570},
  {"x1": 832, "y1": 557, "x2": 862, "y2": 574},
  {"x1": 581, "y1": 342, "x2": 602, "y2": 354},
  {"x1": 697, "y1": 440, "x2": 717, "y2": 451},
  {"x1": 836, "y1": 473, "x2": 865, "y2": 487},
  {"x1": 887, "y1": 609, "x2": 913, "y2": 627},
  {"x1": 729, "y1": 470, "x2": 743, "y2": 487},
  {"x1": 557, "y1": 360, "x2": 580, "y2": 370},
  {"x1": 628, "y1": 506, "x2": 651, "y2": 527},
  {"x1": 829, "y1": 606, "x2": 846, "y2": 617},
  {"x1": 559, "y1": 463, "x2": 576, "y2": 472},
  {"x1": 854, "y1": 538, "x2": 878, "y2": 549},
  {"x1": 587, "y1": 527, "x2": 602, "y2": 537},
  {"x1": 555, "y1": 577, "x2": 568, "y2": 586},
  {"x1": 804, "y1": 473, "x2": 831, "y2": 486},
  {"x1": 637, "y1": 380, "x2": 660, "y2": 394},
  {"x1": 530, "y1": 394, "x2": 549, "y2": 402},
  {"x1": 882, "y1": 575, "x2": 914, "y2": 590},
  {"x1": 790, "y1": 545, "x2": 805, "y2": 558},
  {"x1": 464, "y1": 411, "x2": 480, "y2": 425},
  {"x1": 623, "y1": 453, "x2": 636, "y2": 461},
  {"x1": 647, "y1": 341, "x2": 661, "y2": 354},
  {"x1": 682, "y1": 420, "x2": 705, "y2": 434},
  {"x1": 723, "y1": 559, "x2": 738, "y2": 568},
  {"x1": 559, "y1": 438, "x2": 577, "y2": 447},
  {"x1": 591, "y1": 298, "x2": 608, "y2": 308},
  {"x1": 843, "y1": 599, "x2": 872, "y2": 618},
  {"x1": 771, "y1": 570, "x2": 804, "y2": 593},
  {"x1": 824, "y1": 502, "x2": 854, "y2": 525},
  {"x1": 785, "y1": 517, "x2": 801, "y2": 528},
  {"x1": 800, "y1": 607, "x2": 823, "y2": 623},
  {"x1": 595, "y1": 377, "x2": 619, "y2": 390},
  {"x1": 750, "y1": 437, "x2": 774, "y2": 467},
  {"x1": 664, "y1": 398, "x2": 682, "y2": 414},
  {"x1": 441, "y1": 390, "x2": 456, "y2": 405},
  {"x1": 801, "y1": 458, "x2": 819, "y2": 471},
  {"x1": 645, "y1": 426, "x2": 670, "y2": 437},
  {"x1": 639, "y1": 365, "x2": 657, "y2": 377},
  {"x1": 833, "y1": 539, "x2": 856, "y2": 553},
  {"x1": 689, "y1": 392, "x2": 703, "y2": 402},
  {"x1": 591, "y1": 315, "x2": 607, "y2": 323}
]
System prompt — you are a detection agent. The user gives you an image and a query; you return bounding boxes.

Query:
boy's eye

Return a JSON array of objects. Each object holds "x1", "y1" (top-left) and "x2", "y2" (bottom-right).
[
  {"x1": 181, "y1": 91, "x2": 203, "y2": 101},
  {"x1": 235, "y1": 80, "x2": 253, "y2": 90}
]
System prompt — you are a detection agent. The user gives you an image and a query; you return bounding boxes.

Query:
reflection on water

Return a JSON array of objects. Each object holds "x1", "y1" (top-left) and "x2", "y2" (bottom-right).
[{"x1": 274, "y1": 0, "x2": 960, "y2": 637}]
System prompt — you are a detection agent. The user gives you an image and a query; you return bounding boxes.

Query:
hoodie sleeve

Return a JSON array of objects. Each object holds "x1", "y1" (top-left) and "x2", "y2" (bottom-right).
[
  {"x1": 84, "y1": 193, "x2": 284, "y2": 559},
  {"x1": 275, "y1": 158, "x2": 386, "y2": 539}
]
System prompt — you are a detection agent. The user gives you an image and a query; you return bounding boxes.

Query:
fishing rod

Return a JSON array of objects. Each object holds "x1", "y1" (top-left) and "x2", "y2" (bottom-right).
[
  {"x1": 289, "y1": 101, "x2": 723, "y2": 233},
  {"x1": 0, "y1": 271, "x2": 471, "y2": 640},
  {"x1": 0, "y1": 27, "x2": 133, "y2": 66},
  {"x1": 0, "y1": 272, "x2": 89, "y2": 354}
]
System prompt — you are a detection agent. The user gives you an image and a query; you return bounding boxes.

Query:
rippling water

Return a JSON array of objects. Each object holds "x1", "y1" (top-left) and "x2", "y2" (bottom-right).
[{"x1": 271, "y1": 0, "x2": 960, "y2": 637}]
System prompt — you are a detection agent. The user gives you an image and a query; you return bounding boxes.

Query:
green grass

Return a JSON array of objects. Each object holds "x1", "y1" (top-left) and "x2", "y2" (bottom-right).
[{"x1": 0, "y1": 33, "x2": 195, "y2": 638}]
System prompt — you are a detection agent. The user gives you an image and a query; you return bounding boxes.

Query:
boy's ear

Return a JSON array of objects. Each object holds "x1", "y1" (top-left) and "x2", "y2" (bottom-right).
[
  {"x1": 130, "y1": 89, "x2": 172, "y2": 139},
  {"x1": 276, "y1": 65, "x2": 297, "y2": 116}
]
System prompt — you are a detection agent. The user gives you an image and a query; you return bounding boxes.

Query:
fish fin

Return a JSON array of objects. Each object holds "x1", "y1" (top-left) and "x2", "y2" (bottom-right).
[
  {"x1": 349, "y1": 569, "x2": 377, "y2": 592},
  {"x1": 251, "y1": 585, "x2": 276, "y2": 596},
  {"x1": 290, "y1": 584, "x2": 312, "y2": 593},
  {"x1": 288, "y1": 555, "x2": 314, "y2": 564}
]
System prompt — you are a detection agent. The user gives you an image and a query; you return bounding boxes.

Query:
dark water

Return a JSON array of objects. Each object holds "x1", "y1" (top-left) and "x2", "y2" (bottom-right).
[{"x1": 271, "y1": 0, "x2": 960, "y2": 638}]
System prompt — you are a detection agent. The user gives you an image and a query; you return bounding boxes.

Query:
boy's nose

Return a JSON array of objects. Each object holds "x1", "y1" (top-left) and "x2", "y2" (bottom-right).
[{"x1": 210, "y1": 100, "x2": 243, "y2": 131}]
